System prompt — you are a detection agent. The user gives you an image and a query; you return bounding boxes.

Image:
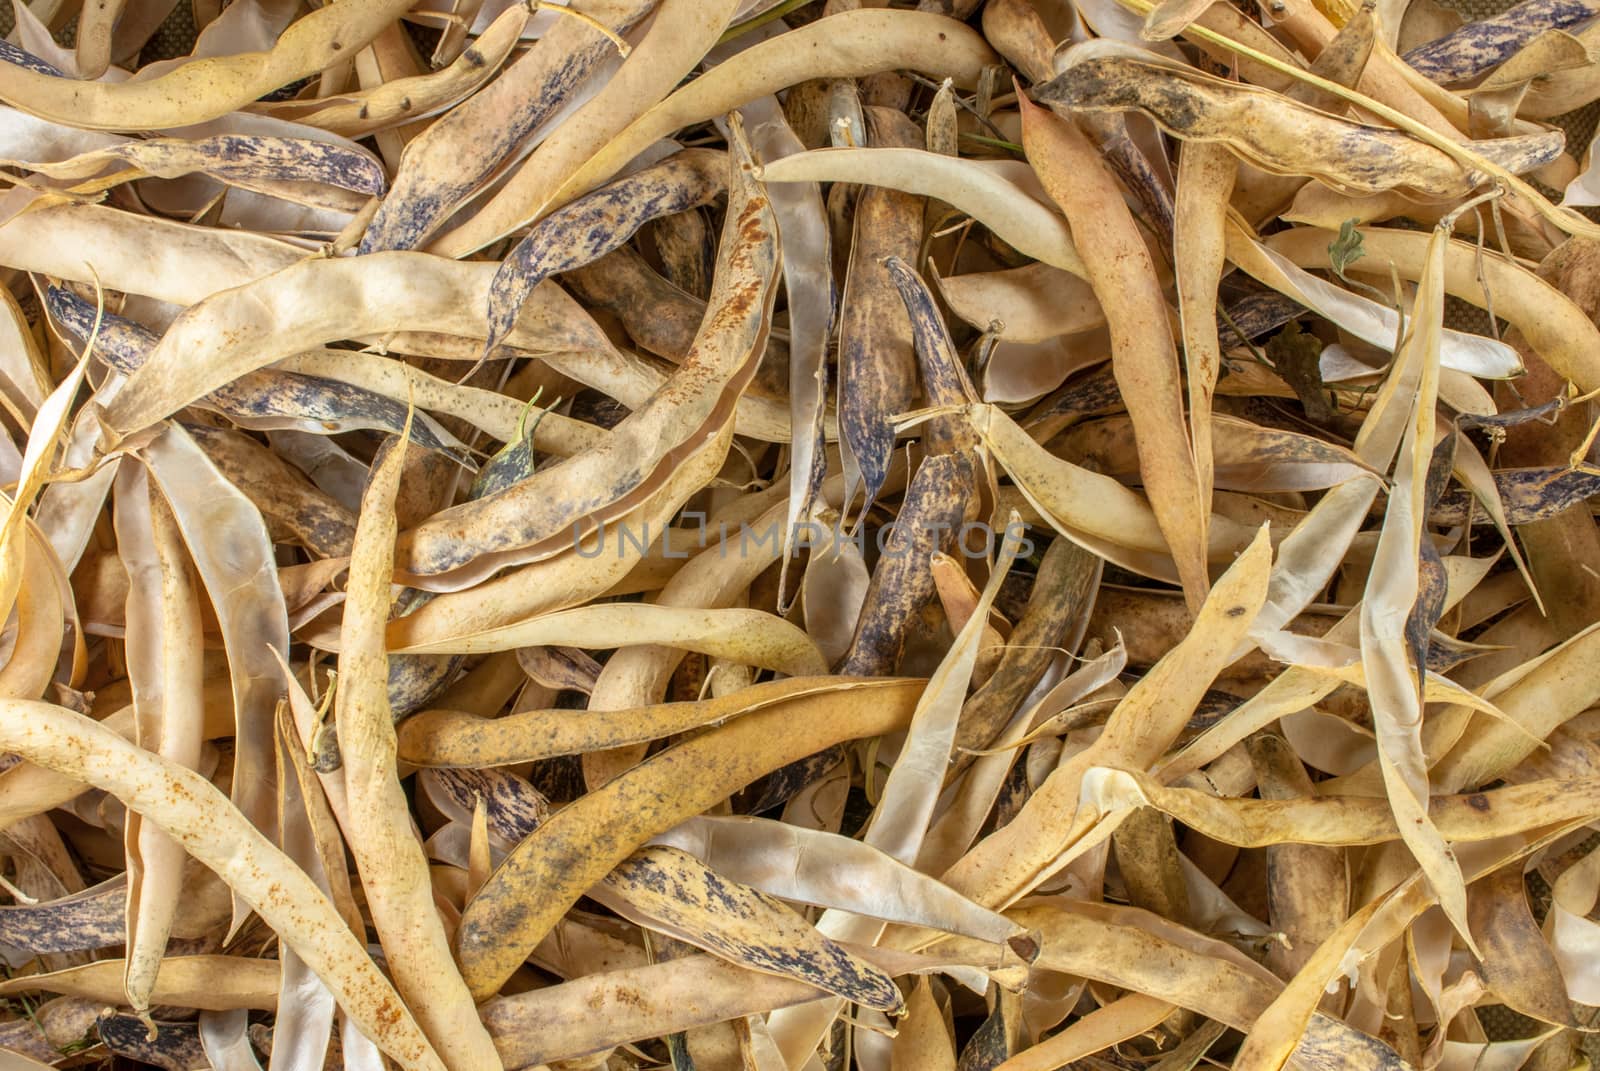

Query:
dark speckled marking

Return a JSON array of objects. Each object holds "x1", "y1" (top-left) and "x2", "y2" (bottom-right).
[
  {"x1": 362, "y1": 16, "x2": 646, "y2": 254},
  {"x1": 98, "y1": 1014, "x2": 207, "y2": 1071},
  {"x1": 0, "y1": 41, "x2": 65, "y2": 77},
  {"x1": 180, "y1": 134, "x2": 385, "y2": 194},
  {"x1": 482, "y1": 149, "x2": 726, "y2": 354},
  {"x1": 46, "y1": 285, "x2": 155, "y2": 374},
  {"x1": 425, "y1": 767, "x2": 549, "y2": 840},
  {"x1": 953, "y1": 538, "x2": 1099, "y2": 761},
  {"x1": 1431, "y1": 465, "x2": 1600, "y2": 525},
  {"x1": 839, "y1": 452, "x2": 979, "y2": 677},
  {"x1": 957, "y1": 994, "x2": 1017, "y2": 1070},
  {"x1": 1025, "y1": 365, "x2": 1127, "y2": 427},
  {"x1": 1404, "y1": 0, "x2": 1600, "y2": 83},
  {"x1": 1035, "y1": 56, "x2": 1557, "y2": 198},
  {"x1": 884, "y1": 256, "x2": 979, "y2": 457},
  {"x1": 1217, "y1": 291, "x2": 1307, "y2": 347},
  {"x1": 740, "y1": 746, "x2": 844, "y2": 814},
  {"x1": 839, "y1": 164, "x2": 922, "y2": 516},
  {"x1": 0, "y1": 876, "x2": 126, "y2": 952},
  {"x1": 386, "y1": 651, "x2": 459, "y2": 719},
  {"x1": 605, "y1": 846, "x2": 904, "y2": 1012},
  {"x1": 49, "y1": 286, "x2": 451, "y2": 451}
]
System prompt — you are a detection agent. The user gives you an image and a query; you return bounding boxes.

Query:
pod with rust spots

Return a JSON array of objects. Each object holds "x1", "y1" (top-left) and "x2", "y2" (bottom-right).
[
  {"x1": 837, "y1": 451, "x2": 981, "y2": 677},
  {"x1": 397, "y1": 149, "x2": 777, "y2": 586},
  {"x1": 259, "y1": 2, "x2": 527, "y2": 141},
  {"x1": 1403, "y1": 0, "x2": 1600, "y2": 83},
  {"x1": 382, "y1": 418, "x2": 743, "y2": 648},
  {"x1": 1430, "y1": 465, "x2": 1600, "y2": 525},
  {"x1": 453, "y1": 678, "x2": 926, "y2": 999},
  {"x1": 951, "y1": 537, "x2": 1100, "y2": 764},
  {"x1": 7, "y1": 133, "x2": 386, "y2": 196},
  {"x1": 592, "y1": 846, "x2": 903, "y2": 1013},
  {"x1": 362, "y1": 1, "x2": 654, "y2": 252},
  {"x1": 1035, "y1": 56, "x2": 1564, "y2": 199},
  {"x1": 0, "y1": 0, "x2": 418, "y2": 130},
  {"x1": 482, "y1": 149, "x2": 727, "y2": 355},
  {"x1": 47, "y1": 288, "x2": 459, "y2": 453}
]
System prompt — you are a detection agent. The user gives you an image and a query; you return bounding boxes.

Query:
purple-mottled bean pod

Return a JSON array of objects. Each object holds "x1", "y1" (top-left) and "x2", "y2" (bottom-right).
[
  {"x1": 1037, "y1": 55, "x2": 1565, "y2": 199},
  {"x1": 8, "y1": 134, "x2": 386, "y2": 195},
  {"x1": 1403, "y1": 0, "x2": 1600, "y2": 84},
  {"x1": 482, "y1": 148, "x2": 727, "y2": 357},
  {"x1": 46, "y1": 288, "x2": 458, "y2": 453},
  {"x1": 361, "y1": 0, "x2": 655, "y2": 252}
]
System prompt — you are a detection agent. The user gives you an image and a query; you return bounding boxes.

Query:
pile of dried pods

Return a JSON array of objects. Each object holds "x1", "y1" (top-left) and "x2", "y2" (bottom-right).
[{"x1": 0, "y1": 0, "x2": 1599, "y2": 1067}]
